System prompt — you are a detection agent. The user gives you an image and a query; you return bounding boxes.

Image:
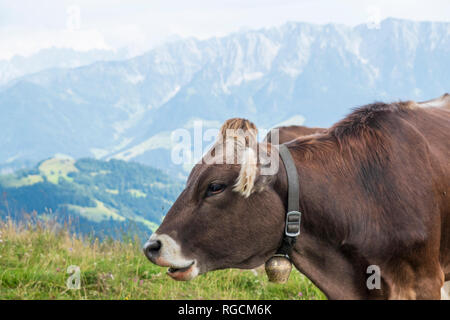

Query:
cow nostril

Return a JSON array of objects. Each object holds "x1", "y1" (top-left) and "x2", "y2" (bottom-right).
[
  {"x1": 149, "y1": 240, "x2": 161, "y2": 251},
  {"x1": 143, "y1": 240, "x2": 161, "y2": 259}
]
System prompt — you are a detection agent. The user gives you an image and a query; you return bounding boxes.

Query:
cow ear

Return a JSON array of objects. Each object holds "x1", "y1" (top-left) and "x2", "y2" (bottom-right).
[
  {"x1": 233, "y1": 143, "x2": 277, "y2": 197},
  {"x1": 233, "y1": 147, "x2": 258, "y2": 198}
]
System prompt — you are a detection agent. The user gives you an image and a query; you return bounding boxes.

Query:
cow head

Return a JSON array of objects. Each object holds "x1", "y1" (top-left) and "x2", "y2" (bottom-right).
[{"x1": 143, "y1": 118, "x2": 286, "y2": 280}]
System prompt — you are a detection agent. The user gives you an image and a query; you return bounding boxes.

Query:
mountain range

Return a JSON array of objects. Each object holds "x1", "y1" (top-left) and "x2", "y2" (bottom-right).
[
  {"x1": 1, "y1": 18, "x2": 449, "y2": 176},
  {"x1": 0, "y1": 47, "x2": 130, "y2": 86}
]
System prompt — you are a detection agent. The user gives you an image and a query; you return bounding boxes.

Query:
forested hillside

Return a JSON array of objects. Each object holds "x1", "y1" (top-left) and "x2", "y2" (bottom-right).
[{"x1": 0, "y1": 158, "x2": 183, "y2": 239}]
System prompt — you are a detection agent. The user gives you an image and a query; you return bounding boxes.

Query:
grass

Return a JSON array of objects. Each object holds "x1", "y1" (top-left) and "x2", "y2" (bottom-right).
[
  {"x1": 128, "y1": 189, "x2": 147, "y2": 198},
  {"x1": 0, "y1": 218, "x2": 326, "y2": 300},
  {"x1": 0, "y1": 158, "x2": 78, "y2": 187},
  {"x1": 66, "y1": 200, "x2": 125, "y2": 223},
  {"x1": 0, "y1": 174, "x2": 44, "y2": 188},
  {"x1": 105, "y1": 189, "x2": 119, "y2": 195},
  {"x1": 131, "y1": 216, "x2": 159, "y2": 233},
  {"x1": 38, "y1": 158, "x2": 78, "y2": 184}
]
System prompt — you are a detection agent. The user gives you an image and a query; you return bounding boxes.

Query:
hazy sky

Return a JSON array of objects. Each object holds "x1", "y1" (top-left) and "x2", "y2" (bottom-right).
[{"x1": 1, "y1": 0, "x2": 450, "y2": 59}]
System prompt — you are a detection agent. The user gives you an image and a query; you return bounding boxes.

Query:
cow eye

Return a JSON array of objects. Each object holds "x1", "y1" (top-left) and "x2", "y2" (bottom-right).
[{"x1": 206, "y1": 183, "x2": 227, "y2": 197}]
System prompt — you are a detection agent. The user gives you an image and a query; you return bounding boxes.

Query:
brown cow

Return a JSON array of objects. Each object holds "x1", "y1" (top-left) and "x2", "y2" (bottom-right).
[
  {"x1": 265, "y1": 125, "x2": 325, "y2": 144},
  {"x1": 418, "y1": 93, "x2": 450, "y2": 109},
  {"x1": 144, "y1": 96, "x2": 450, "y2": 300}
]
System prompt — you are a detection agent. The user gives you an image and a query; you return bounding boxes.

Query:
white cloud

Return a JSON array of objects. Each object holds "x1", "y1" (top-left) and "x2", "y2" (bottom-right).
[
  {"x1": 1, "y1": 0, "x2": 450, "y2": 59},
  {"x1": 66, "y1": 5, "x2": 81, "y2": 31}
]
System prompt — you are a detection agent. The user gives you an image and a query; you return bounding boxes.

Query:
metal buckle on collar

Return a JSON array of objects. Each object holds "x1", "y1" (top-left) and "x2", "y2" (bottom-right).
[{"x1": 285, "y1": 211, "x2": 301, "y2": 237}]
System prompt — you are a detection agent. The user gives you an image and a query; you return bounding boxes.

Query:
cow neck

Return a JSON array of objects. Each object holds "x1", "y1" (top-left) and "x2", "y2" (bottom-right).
[{"x1": 275, "y1": 144, "x2": 302, "y2": 257}]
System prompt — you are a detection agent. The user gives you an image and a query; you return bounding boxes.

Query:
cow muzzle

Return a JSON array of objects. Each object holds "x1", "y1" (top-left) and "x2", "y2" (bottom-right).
[{"x1": 143, "y1": 233, "x2": 199, "y2": 281}]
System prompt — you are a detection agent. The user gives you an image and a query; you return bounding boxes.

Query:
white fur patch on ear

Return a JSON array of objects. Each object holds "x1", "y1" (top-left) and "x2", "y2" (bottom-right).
[{"x1": 233, "y1": 148, "x2": 258, "y2": 198}]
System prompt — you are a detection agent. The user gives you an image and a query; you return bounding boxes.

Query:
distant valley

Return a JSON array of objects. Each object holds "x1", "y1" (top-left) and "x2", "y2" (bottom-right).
[{"x1": 0, "y1": 158, "x2": 182, "y2": 239}]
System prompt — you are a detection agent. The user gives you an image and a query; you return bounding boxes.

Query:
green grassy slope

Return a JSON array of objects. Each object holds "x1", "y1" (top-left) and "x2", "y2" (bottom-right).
[{"x1": 0, "y1": 220, "x2": 325, "y2": 300}]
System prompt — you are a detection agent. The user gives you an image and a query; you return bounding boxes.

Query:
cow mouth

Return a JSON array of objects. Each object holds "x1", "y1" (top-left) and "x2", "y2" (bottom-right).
[{"x1": 167, "y1": 261, "x2": 196, "y2": 280}]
